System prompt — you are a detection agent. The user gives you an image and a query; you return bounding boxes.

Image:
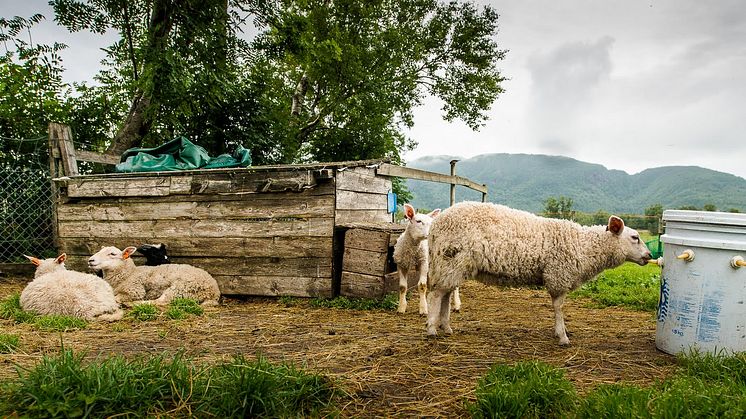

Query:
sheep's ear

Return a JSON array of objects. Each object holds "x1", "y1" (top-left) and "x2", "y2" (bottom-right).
[
  {"x1": 122, "y1": 246, "x2": 138, "y2": 259},
  {"x1": 55, "y1": 253, "x2": 67, "y2": 264},
  {"x1": 24, "y1": 255, "x2": 41, "y2": 266},
  {"x1": 428, "y1": 208, "x2": 441, "y2": 218},
  {"x1": 607, "y1": 216, "x2": 625, "y2": 235},
  {"x1": 404, "y1": 203, "x2": 415, "y2": 220}
]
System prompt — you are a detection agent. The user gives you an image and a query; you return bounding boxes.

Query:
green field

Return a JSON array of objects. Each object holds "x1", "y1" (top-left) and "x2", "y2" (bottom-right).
[{"x1": 570, "y1": 262, "x2": 662, "y2": 312}]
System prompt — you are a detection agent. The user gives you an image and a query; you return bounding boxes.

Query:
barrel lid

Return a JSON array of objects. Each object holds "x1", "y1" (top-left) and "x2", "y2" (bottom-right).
[{"x1": 662, "y1": 210, "x2": 746, "y2": 226}]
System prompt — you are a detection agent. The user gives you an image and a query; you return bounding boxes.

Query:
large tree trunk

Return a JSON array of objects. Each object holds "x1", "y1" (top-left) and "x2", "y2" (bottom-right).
[{"x1": 106, "y1": 0, "x2": 175, "y2": 156}]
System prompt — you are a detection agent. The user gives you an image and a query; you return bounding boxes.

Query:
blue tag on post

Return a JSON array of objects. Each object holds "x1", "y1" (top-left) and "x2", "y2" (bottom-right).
[{"x1": 387, "y1": 192, "x2": 397, "y2": 213}]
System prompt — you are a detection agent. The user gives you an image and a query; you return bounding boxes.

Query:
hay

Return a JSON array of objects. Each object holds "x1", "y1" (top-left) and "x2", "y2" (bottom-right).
[{"x1": 0, "y1": 279, "x2": 676, "y2": 417}]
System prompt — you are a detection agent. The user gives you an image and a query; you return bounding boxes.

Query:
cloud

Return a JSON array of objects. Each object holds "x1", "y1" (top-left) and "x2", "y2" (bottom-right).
[{"x1": 526, "y1": 36, "x2": 615, "y2": 153}]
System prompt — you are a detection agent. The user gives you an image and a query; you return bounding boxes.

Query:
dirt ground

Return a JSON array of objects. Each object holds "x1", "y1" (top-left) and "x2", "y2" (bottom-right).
[{"x1": 0, "y1": 278, "x2": 677, "y2": 417}]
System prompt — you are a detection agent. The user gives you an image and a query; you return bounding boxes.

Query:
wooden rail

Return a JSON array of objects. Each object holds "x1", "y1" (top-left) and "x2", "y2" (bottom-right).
[{"x1": 377, "y1": 162, "x2": 488, "y2": 202}]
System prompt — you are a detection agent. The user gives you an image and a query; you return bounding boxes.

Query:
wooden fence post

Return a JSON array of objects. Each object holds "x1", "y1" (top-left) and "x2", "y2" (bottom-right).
[
  {"x1": 449, "y1": 159, "x2": 459, "y2": 207},
  {"x1": 48, "y1": 123, "x2": 79, "y2": 176}
]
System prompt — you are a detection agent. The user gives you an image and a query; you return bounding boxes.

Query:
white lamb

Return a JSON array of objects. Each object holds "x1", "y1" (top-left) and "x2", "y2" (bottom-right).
[
  {"x1": 393, "y1": 204, "x2": 461, "y2": 315},
  {"x1": 21, "y1": 254, "x2": 124, "y2": 321},
  {"x1": 426, "y1": 202, "x2": 652, "y2": 345},
  {"x1": 88, "y1": 246, "x2": 221, "y2": 306}
]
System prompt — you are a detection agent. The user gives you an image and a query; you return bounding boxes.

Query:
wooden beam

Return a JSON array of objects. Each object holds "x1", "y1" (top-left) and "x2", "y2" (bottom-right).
[
  {"x1": 376, "y1": 163, "x2": 487, "y2": 194},
  {"x1": 48, "y1": 123, "x2": 79, "y2": 176},
  {"x1": 74, "y1": 149, "x2": 120, "y2": 165}
]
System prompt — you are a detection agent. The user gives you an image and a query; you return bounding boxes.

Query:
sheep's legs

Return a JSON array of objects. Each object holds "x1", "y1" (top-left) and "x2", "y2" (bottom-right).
[
  {"x1": 397, "y1": 269, "x2": 408, "y2": 313},
  {"x1": 417, "y1": 278, "x2": 428, "y2": 316},
  {"x1": 439, "y1": 289, "x2": 453, "y2": 334},
  {"x1": 426, "y1": 288, "x2": 445, "y2": 335},
  {"x1": 551, "y1": 293, "x2": 570, "y2": 345},
  {"x1": 451, "y1": 287, "x2": 462, "y2": 312}
]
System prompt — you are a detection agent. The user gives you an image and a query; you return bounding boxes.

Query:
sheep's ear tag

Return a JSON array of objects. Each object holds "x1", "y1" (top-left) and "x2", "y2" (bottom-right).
[
  {"x1": 607, "y1": 216, "x2": 624, "y2": 235},
  {"x1": 122, "y1": 247, "x2": 138, "y2": 259},
  {"x1": 55, "y1": 253, "x2": 67, "y2": 264},
  {"x1": 24, "y1": 255, "x2": 41, "y2": 266}
]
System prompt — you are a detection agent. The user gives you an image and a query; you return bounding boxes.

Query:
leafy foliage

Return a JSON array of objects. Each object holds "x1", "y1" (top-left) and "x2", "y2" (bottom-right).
[{"x1": 543, "y1": 196, "x2": 575, "y2": 220}]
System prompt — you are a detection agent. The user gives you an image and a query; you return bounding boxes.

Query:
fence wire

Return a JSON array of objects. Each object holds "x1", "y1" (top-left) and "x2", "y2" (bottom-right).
[{"x1": 0, "y1": 136, "x2": 55, "y2": 263}]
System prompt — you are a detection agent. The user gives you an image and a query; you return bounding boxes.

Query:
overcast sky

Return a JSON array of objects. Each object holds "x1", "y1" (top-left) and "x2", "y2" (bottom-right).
[{"x1": 3, "y1": 1, "x2": 745, "y2": 179}]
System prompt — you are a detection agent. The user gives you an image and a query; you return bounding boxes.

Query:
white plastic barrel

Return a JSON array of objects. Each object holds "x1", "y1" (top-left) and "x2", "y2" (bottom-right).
[{"x1": 656, "y1": 210, "x2": 746, "y2": 354}]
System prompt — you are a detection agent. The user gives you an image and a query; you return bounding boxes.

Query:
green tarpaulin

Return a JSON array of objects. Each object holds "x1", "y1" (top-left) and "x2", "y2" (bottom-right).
[{"x1": 115, "y1": 137, "x2": 251, "y2": 173}]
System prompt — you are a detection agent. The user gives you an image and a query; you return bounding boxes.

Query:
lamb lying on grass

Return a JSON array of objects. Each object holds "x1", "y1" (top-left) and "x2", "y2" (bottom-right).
[
  {"x1": 93, "y1": 242, "x2": 170, "y2": 277},
  {"x1": 88, "y1": 246, "x2": 221, "y2": 306},
  {"x1": 426, "y1": 202, "x2": 652, "y2": 345},
  {"x1": 21, "y1": 253, "x2": 123, "y2": 321}
]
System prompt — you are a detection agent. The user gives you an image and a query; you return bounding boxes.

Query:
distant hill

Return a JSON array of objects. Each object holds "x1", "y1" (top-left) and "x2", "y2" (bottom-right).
[{"x1": 404, "y1": 154, "x2": 746, "y2": 214}]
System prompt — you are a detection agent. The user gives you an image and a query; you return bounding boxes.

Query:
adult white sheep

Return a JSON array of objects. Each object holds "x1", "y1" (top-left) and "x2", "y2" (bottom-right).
[
  {"x1": 21, "y1": 253, "x2": 124, "y2": 321},
  {"x1": 88, "y1": 246, "x2": 221, "y2": 306},
  {"x1": 426, "y1": 202, "x2": 652, "y2": 345}
]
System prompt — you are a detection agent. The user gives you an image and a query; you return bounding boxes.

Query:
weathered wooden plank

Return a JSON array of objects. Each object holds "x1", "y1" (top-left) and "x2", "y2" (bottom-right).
[
  {"x1": 344, "y1": 228, "x2": 390, "y2": 252},
  {"x1": 0, "y1": 263, "x2": 34, "y2": 278},
  {"x1": 340, "y1": 272, "x2": 383, "y2": 298},
  {"x1": 58, "y1": 217, "x2": 334, "y2": 239},
  {"x1": 342, "y1": 247, "x2": 387, "y2": 276},
  {"x1": 377, "y1": 163, "x2": 488, "y2": 194},
  {"x1": 59, "y1": 236, "x2": 333, "y2": 258},
  {"x1": 66, "y1": 176, "x2": 179, "y2": 198},
  {"x1": 74, "y1": 149, "x2": 120, "y2": 165},
  {"x1": 335, "y1": 210, "x2": 392, "y2": 224},
  {"x1": 336, "y1": 167, "x2": 390, "y2": 193},
  {"x1": 49, "y1": 123, "x2": 79, "y2": 176},
  {"x1": 215, "y1": 275, "x2": 332, "y2": 297},
  {"x1": 336, "y1": 190, "x2": 388, "y2": 210},
  {"x1": 189, "y1": 171, "x2": 319, "y2": 194},
  {"x1": 63, "y1": 255, "x2": 332, "y2": 278},
  {"x1": 57, "y1": 196, "x2": 335, "y2": 221}
]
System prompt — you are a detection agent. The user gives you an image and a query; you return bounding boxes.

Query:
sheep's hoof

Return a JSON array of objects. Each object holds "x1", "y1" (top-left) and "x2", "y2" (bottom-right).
[
  {"x1": 558, "y1": 338, "x2": 571, "y2": 346},
  {"x1": 426, "y1": 325, "x2": 438, "y2": 336},
  {"x1": 442, "y1": 325, "x2": 453, "y2": 335},
  {"x1": 418, "y1": 307, "x2": 428, "y2": 316},
  {"x1": 397, "y1": 305, "x2": 407, "y2": 314},
  {"x1": 452, "y1": 306, "x2": 461, "y2": 313}
]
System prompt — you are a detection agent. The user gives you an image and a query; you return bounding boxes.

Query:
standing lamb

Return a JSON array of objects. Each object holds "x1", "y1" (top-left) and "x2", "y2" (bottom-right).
[
  {"x1": 21, "y1": 254, "x2": 124, "y2": 321},
  {"x1": 426, "y1": 202, "x2": 652, "y2": 345},
  {"x1": 393, "y1": 204, "x2": 442, "y2": 314},
  {"x1": 88, "y1": 246, "x2": 221, "y2": 306}
]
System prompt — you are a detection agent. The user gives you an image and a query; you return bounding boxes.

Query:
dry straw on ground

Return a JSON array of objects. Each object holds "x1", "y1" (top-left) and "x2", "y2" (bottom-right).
[{"x1": 0, "y1": 279, "x2": 676, "y2": 417}]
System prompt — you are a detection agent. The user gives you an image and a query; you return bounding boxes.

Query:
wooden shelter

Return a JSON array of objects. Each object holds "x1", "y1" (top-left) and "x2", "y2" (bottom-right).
[{"x1": 48, "y1": 123, "x2": 488, "y2": 298}]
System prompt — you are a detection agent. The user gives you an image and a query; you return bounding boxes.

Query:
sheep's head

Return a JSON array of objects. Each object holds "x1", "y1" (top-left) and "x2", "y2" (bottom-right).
[
  {"x1": 403, "y1": 203, "x2": 441, "y2": 241},
  {"x1": 88, "y1": 246, "x2": 138, "y2": 272},
  {"x1": 25, "y1": 254, "x2": 67, "y2": 278},
  {"x1": 136, "y1": 243, "x2": 170, "y2": 266},
  {"x1": 607, "y1": 216, "x2": 652, "y2": 266}
]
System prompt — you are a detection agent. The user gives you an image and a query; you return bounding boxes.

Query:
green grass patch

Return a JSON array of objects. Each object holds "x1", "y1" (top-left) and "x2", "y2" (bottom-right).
[
  {"x1": 310, "y1": 292, "x2": 398, "y2": 311},
  {"x1": 127, "y1": 303, "x2": 160, "y2": 321},
  {"x1": 477, "y1": 352, "x2": 746, "y2": 419},
  {"x1": 467, "y1": 361, "x2": 577, "y2": 419},
  {"x1": 0, "y1": 293, "x2": 87, "y2": 331},
  {"x1": 0, "y1": 293, "x2": 38, "y2": 323},
  {"x1": 0, "y1": 349, "x2": 338, "y2": 418},
  {"x1": 0, "y1": 333, "x2": 20, "y2": 353},
  {"x1": 33, "y1": 315, "x2": 87, "y2": 332},
  {"x1": 570, "y1": 262, "x2": 661, "y2": 311},
  {"x1": 166, "y1": 297, "x2": 204, "y2": 320}
]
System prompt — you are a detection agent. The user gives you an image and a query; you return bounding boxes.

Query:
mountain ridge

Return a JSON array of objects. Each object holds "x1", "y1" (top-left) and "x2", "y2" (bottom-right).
[{"x1": 404, "y1": 153, "x2": 746, "y2": 214}]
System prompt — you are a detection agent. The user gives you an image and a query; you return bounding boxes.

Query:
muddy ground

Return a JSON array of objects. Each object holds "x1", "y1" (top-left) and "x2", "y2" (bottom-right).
[{"x1": 0, "y1": 278, "x2": 676, "y2": 417}]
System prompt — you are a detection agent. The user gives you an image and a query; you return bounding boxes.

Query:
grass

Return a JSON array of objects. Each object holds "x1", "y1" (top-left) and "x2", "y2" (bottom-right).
[
  {"x1": 0, "y1": 349, "x2": 338, "y2": 418},
  {"x1": 129, "y1": 299, "x2": 205, "y2": 321},
  {"x1": 310, "y1": 292, "x2": 399, "y2": 311},
  {"x1": 466, "y1": 361, "x2": 577, "y2": 419},
  {"x1": 0, "y1": 293, "x2": 87, "y2": 331},
  {"x1": 0, "y1": 333, "x2": 20, "y2": 353},
  {"x1": 570, "y1": 262, "x2": 661, "y2": 311},
  {"x1": 472, "y1": 352, "x2": 746, "y2": 419}
]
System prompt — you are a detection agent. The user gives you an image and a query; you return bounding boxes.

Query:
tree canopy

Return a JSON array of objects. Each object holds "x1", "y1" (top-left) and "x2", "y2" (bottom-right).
[{"x1": 2, "y1": 0, "x2": 506, "y2": 168}]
